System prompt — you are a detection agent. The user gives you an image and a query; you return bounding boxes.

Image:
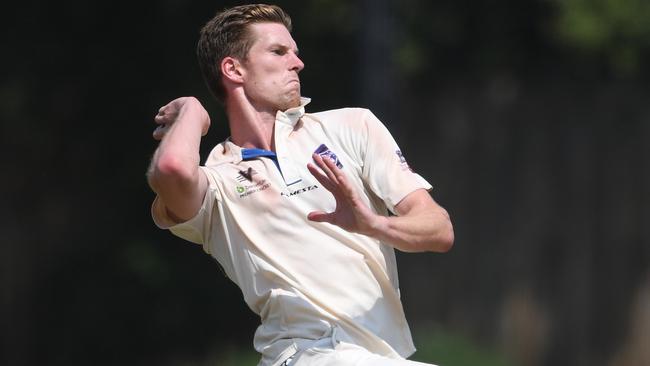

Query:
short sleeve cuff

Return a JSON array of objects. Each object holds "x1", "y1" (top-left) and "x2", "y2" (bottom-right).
[{"x1": 385, "y1": 173, "x2": 433, "y2": 212}]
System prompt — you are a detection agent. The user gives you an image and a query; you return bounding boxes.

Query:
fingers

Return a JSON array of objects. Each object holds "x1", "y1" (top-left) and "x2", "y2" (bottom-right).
[
  {"x1": 311, "y1": 154, "x2": 341, "y2": 185},
  {"x1": 154, "y1": 114, "x2": 169, "y2": 128},
  {"x1": 320, "y1": 154, "x2": 342, "y2": 184},
  {"x1": 152, "y1": 102, "x2": 177, "y2": 140},
  {"x1": 152, "y1": 124, "x2": 167, "y2": 140},
  {"x1": 155, "y1": 103, "x2": 177, "y2": 124},
  {"x1": 152, "y1": 97, "x2": 209, "y2": 141},
  {"x1": 152, "y1": 109, "x2": 169, "y2": 140},
  {"x1": 311, "y1": 154, "x2": 358, "y2": 199},
  {"x1": 307, "y1": 162, "x2": 338, "y2": 194},
  {"x1": 307, "y1": 210, "x2": 333, "y2": 223},
  {"x1": 306, "y1": 159, "x2": 338, "y2": 223}
]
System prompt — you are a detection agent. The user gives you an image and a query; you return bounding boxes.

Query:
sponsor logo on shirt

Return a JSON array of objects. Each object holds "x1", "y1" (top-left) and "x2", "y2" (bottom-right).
[
  {"x1": 395, "y1": 150, "x2": 413, "y2": 171},
  {"x1": 234, "y1": 168, "x2": 267, "y2": 197},
  {"x1": 314, "y1": 144, "x2": 343, "y2": 169},
  {"x1": 280, "y1": 185, "x2": 319, "y2": 197},
  {"x1": 236, "y1": 179, "x2": 271, "y2": 198},
  {"x1": 236, "y1": 167, "x2": 257, "y2": 182}
]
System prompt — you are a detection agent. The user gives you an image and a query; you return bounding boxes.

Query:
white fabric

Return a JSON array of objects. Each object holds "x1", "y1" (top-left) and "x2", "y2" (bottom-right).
[
  {"x1": 152, "y1": 98, "x2": 433, "y2": 365},
  {"x1": 271, "y1": 325, "x2": 436, "y2": 366},
  {"x1": 289, "y1": 341, "x2": 436, "y2": 366}
]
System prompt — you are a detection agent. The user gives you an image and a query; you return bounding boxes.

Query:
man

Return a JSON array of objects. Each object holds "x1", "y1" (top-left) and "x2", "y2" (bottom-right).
[{"x1": 147, "y1": 4, "x2": 453, "y2": 366}]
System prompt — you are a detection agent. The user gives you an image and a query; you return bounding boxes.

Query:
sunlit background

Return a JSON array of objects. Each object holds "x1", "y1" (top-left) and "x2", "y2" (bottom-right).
[{"x1": 2, "y1": 0, "x2": 650, "y2": 365}]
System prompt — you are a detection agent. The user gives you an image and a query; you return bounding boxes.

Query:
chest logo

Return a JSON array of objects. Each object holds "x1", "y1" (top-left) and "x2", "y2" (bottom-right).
[
  {"x1": 234, "y1": 167, "x2": 269, "y2": 197},
  {"x1": 281, "y1": 185, "x2": 319, "y2": 197},
  {"x1": 237, "y1": 167, "x2": 257, "y2": 182},
  {"x1": 314, "y1": 144, "x2": 343, "y2": 169}
]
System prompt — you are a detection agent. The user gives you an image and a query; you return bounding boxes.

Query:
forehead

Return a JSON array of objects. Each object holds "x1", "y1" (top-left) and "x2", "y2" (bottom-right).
[{"x1": 248, "y1": 22, "x2": 297, "y2": 49}]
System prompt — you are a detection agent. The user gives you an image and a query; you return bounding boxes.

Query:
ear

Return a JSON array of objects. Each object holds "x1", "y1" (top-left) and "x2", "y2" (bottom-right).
[{"x1": 221, "y1": 56, "x2": 244, "y2": 84}]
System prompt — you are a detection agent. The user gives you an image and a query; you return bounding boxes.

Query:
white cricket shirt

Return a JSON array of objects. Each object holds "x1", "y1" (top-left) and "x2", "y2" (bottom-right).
[{"x1": 152, "y1": 98, "x2": 432, "y2": 362}]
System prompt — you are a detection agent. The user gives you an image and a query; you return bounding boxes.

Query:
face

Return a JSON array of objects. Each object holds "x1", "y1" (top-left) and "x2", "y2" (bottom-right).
[{"x1": 240, "y1": 22, "x2": 305, "y2": 111}]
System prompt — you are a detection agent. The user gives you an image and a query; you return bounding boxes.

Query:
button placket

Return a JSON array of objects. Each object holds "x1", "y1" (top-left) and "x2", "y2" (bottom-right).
[{"x1": 274, "y1": 118, "x2": 302, "y2": 187}]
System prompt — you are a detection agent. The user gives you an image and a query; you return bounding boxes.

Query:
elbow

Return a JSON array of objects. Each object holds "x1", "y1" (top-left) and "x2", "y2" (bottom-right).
[
  {"x1": 147, "y1": 154, "x2": 196, "y2": 192},
  {"x1": 435, "y1": 223, "x2": 454, "y2": 253},
  {"x1": 430, "y1": 210, "x2": 454, "y2": 253}
]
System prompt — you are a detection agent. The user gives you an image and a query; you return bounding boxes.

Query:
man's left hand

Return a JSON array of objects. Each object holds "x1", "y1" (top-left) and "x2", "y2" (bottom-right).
[{"x1": 306, "y1": 153, "x2": 387, "y2": 236}]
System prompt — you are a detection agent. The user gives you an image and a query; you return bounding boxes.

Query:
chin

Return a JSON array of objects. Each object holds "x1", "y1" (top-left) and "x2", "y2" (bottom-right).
[{"x1": 279, "y1": 94, "x2": 301, "y2": 110}]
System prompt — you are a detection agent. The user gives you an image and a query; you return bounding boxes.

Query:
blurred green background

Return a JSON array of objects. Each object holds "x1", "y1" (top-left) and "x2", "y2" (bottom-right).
[{"x1": 2, "y1": 0, "x2": 650, "y2": 365}]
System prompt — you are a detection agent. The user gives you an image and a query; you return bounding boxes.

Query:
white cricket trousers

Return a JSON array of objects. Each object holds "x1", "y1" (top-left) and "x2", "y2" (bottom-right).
[
  {"x1": 260, "y1": 325, "x2": 436, "y2": 366},
  {"x1": 278, "y1": 337, "x2": 436, "y2": 366}
]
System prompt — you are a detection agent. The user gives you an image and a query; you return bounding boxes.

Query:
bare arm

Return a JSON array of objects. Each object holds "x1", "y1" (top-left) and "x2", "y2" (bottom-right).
[
  {"x1": 307, "y1": 154, "x2": 454, "y2": 252},
  {"x1": 378, "y1": 188, "x2": 454, "y2": 252},
  {"x1": 147, "y1": 97, "x2": 210, "y2": 223}
]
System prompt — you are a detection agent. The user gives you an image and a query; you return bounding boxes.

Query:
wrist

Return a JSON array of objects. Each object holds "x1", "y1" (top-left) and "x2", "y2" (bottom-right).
[
  {"x1": 179, "y1": 99, "x2": 210, "y2": 133},
  {"x1": 367, "y1": 214, "x2": 390, "y2": 240}
]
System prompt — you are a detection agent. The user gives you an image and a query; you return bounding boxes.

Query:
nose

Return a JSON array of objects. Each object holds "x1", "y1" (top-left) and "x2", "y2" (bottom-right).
[{"x1": 290, "y1": 51, "x2": 304, "y2": 72}]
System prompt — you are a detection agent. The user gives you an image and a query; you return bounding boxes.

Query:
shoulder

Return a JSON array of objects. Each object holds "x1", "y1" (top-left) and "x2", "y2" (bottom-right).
[
  {"x1": 304, "y1": 107, "x2": 377, "y2": 132},
  {"x1": 204, "y1": 140, "x2": 239, "y2": 168},
  {"x1": 307, "y1": 107, "x2": 371, "y2": 121}
]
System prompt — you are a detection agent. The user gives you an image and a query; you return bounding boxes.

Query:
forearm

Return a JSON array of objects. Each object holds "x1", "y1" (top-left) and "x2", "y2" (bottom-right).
[
  {"x1": 147, "y1": 98, "x2": 206, "y2": 191},
  {"x1": 307, "y1": 155, "x2": 455, "y2": 252},
  {"x1": 371, "y1": 206, "x2": 454, "y2": 253}
]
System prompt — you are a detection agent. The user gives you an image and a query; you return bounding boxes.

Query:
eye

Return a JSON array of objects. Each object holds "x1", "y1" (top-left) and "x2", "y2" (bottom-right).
[{"x1": 272, "y1": 49, "x2": 286, "y2": 56}]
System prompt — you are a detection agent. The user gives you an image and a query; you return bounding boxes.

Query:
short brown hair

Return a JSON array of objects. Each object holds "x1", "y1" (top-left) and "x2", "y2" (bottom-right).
[{"x1": 197, "y1": 4, "x2": 293, "y2": 103}]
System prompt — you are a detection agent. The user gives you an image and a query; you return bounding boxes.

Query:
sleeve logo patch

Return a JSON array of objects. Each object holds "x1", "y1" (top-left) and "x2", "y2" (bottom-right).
[{"x1": 396, "y1": 150, "x2": 413, "y2": 171}]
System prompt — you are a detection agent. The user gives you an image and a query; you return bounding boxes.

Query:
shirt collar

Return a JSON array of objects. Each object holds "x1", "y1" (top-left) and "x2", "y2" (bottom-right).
[
  {"x1": 205, "y1": 97, "x2": 311, "y2": 166},
  {"x1": 275, "y1": 97, "x2": 311, "y2": 126},
  {"x1": 204, "y1": 139, "x2": 242, "y2": 167}
]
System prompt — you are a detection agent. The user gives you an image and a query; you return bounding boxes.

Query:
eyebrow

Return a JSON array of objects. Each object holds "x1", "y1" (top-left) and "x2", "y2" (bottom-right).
[{"x1": 269, "y1": 43, "x2": 299, "y2": 54}]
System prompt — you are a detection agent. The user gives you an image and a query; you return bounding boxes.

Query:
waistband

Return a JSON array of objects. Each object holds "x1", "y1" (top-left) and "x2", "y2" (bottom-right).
[{"x1": 259, "y1": 323, "x2": 345, "y2": 366}]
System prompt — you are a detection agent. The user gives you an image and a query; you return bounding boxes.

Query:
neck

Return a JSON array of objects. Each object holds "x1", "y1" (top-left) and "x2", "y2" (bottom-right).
[{"x1": 225, "y1": 90, "x2": 278, "y2": 151}]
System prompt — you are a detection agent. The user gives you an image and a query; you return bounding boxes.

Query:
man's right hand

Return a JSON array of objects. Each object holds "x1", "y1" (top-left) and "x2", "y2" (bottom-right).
[{"x1": 153, "y1": 96, "x2": 211, "y2": 141}]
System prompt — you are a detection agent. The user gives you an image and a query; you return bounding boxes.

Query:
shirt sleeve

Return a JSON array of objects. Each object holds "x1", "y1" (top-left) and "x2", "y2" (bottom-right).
[
  {"x1": 359, "y1": 109, "x2": 432, "y2": 212},
  {"x1": 150, "y1": 166, "x2": 219, "y2": 245}
]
